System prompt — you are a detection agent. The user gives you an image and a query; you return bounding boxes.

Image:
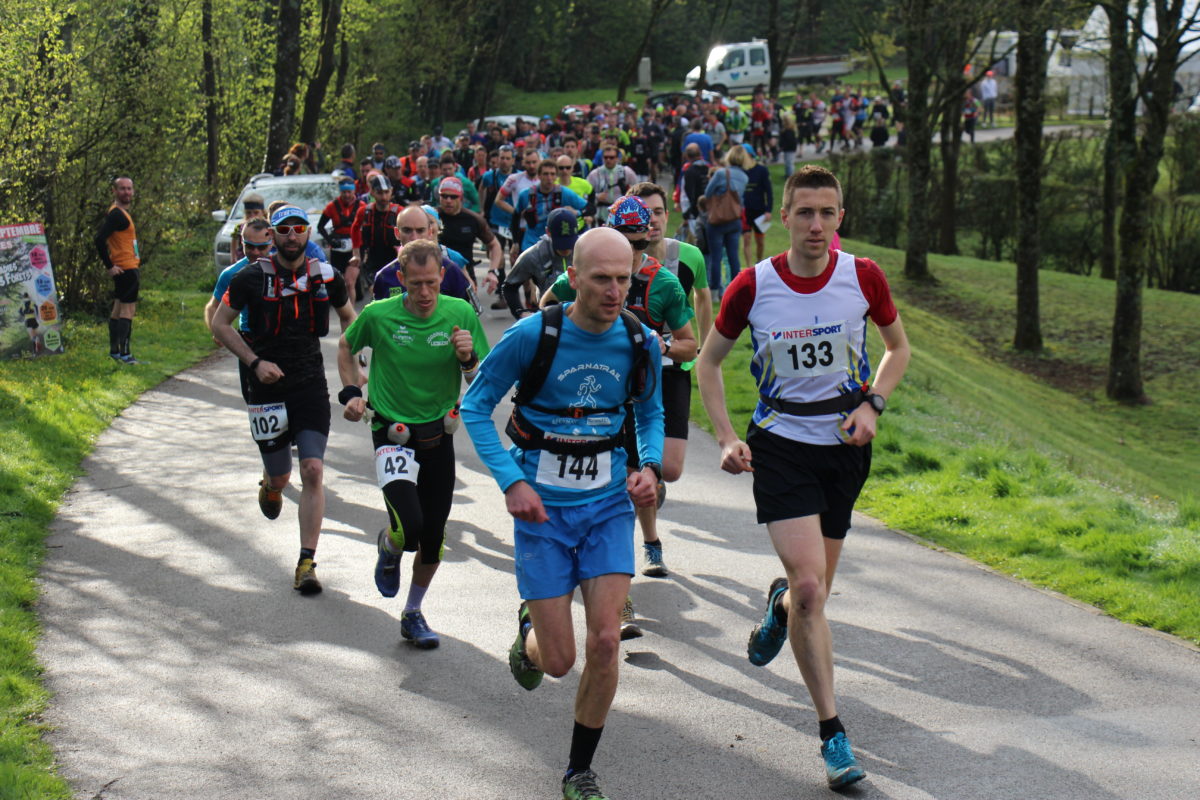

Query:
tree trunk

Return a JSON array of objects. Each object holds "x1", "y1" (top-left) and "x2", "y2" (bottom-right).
[
  {"x1": 1101, "y1": 4, "x2": 1137, "y2": 282},
  {"x1": 1012, "y1": 1, "x2": 1048, "y2": 352},
  {"x1": 201, "y1": 0, "x2": 219, "y2": 192},
  {"x1": 902, "y1": 10, "x2": 934, "y2": 282},
  {"x1": 263, "y1": 0, "x2": 301, "y2": 173},
  {"x1": 694, "y1": 0, "x2": 733, "y2": 92},
  {"x1": 766, "y1": 0, "x2": 807, "y2": 98},
  {"x1": 936, "y1": 111, "x2": 963, "y2": 255},
  {"x1": 298, "y1": 0, "x2": 343, "y2": 147},
  {"x1": 1107, "y1": 0, "x2": 1186, "y2": 402},
  {"x1": 616, "y1": 0, "x2": 673, "y2": 103}
]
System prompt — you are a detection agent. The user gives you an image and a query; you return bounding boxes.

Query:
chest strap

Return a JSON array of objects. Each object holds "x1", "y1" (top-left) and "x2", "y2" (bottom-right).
[{"x1": 759, "y1": 389, "x2": 864, "y2": 417}]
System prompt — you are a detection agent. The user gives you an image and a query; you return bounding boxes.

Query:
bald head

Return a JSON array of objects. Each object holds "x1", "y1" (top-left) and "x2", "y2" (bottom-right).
[
  {"x1": 573, "y1": 227, "x2": 632, "y2": 274},
  {"x1": 395, "y1": 204, "x2": 434, "y2": 243}
]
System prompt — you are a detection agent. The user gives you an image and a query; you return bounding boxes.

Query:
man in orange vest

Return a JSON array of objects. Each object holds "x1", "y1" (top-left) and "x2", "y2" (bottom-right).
[{"x1": 95, "y1": 176, "x2": 142, "y2": 364}]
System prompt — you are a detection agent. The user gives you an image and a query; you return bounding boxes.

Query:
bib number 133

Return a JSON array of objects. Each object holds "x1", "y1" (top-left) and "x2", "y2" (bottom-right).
[
  {"x1": 769, "y1": 322, "x2": 848, "y2": 378},
  {"x1": 536, "y1": 451, "x2": 610, "y2": 491}
]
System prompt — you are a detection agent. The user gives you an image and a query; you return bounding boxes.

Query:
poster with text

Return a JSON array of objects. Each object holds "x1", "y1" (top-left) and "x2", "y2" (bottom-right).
[{"x1": 1, "y1": 223, "x2": 65, "y2": 358}]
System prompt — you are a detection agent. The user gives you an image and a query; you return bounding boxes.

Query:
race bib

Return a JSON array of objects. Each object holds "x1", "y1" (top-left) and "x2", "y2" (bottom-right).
[
  {"x1": 497, "y1": 225, "x2": 512, "y2": 240},
  {"x1": 768, "y1": 321, "x2": 849, "y2": 378},
  {"x1": 375, "y1": 445, "x2": 417, "y2": 486},
  {"x1": 535, "y1": 451, "x2": 611, "y2": 491},
  {"x1": 247, "y1": 402, "x2": 288, "y2": 441}
]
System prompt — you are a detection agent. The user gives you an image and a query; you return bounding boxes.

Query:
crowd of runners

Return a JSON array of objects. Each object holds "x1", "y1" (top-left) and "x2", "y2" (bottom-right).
[{"x1": 97, "y1": 87, "x2": 912, "y2": 798}]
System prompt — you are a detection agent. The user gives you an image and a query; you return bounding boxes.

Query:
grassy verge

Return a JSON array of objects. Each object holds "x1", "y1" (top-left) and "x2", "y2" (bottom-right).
[
  {"x1": 684, "y1": 163, "x2": 1200, "y2": 644},
  {"x1": 0, "y1": 230, "x2": 214, "y2": 797}
]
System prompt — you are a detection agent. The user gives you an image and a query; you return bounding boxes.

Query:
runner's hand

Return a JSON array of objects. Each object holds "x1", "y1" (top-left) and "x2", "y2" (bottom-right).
[
  {"x1": 450, "y1": 326, "x2": 474, "y2": 361},
  {"x1": 626, "y1": 468, "x2": 658, "y2": 508},
  {"x1": 719, "y1": 440, "x2": 753, "y2": 474},
  {"x1": 505, "y1": 481, "x2": 548, "y2": 523},
  {"x1": 484, "y1": 272, "x2": 499, "y2": 293},
  {"x1": 840, "y1": 403, "x2": 878, "y2": 447},
  {"x1": 254, "y1": 360, "x2": 284, "y2": 384},
  {"x1": 343, "y1": 396, "x2": 366, "y2": 422}
]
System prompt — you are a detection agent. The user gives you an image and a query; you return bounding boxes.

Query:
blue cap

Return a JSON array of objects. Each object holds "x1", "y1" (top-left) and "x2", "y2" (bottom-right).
[
  {"x1": 742, "y1": 143, "x2": 757, "y2": 158},
  {"x1": 270, "y1": 205, "x2": 307, "y2": 226},
  {"x1": 546, "y1": 208, "x2": 579, "y2": 250},
  {"x1": 607, "y1": 196, "x2": 651, "y2": 232}
]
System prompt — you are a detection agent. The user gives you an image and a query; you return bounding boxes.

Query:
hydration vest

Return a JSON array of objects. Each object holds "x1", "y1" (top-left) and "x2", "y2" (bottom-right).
[{"x1": 249, "y1": 256, "x2": 336, "y2": 339}]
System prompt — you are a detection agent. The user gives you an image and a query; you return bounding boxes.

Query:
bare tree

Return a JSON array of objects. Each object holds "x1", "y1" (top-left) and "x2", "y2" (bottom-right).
[
  {"x1": 693, "y1": 0, "x2": 734, "y2": 91},
  {"x1": 202, "y1": 0, "x2": 218, "y2": 193},
  {"x1": 1012, "y1": 0, "x2": 1055, "y2": 352},
  {"x1": 1104, "y1": 0, "x2": 1200, "y2": 402},
  {"x1": 263, "y1": 0, "x2": 301, "y2": 173},
  {"x1": 616, "y1": 0, "x2": 675, "y2": 103},
  {"x1": 766, "y1": 0, "x2": 812, "y2": 99},
  {"x1": 299, "y1": 0, "x2": 344, "y2": 147}
]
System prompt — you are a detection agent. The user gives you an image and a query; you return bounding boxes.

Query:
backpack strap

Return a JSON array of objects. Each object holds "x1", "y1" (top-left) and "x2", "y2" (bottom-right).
[{"x1": 511, "y1": 303, "x2": 565, "y2": 408}]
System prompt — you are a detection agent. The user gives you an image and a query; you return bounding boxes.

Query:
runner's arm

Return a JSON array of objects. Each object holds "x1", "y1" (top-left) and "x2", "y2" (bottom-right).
[
  {"x1": 696, "y1": 331, "x2": 752, "y2": 474},
  {"x1": 841, "y1": 315, "x2": 910, "y2": 446},
  {"x1": 693, "y1": 287, "x2": 713, "y2": 349}
]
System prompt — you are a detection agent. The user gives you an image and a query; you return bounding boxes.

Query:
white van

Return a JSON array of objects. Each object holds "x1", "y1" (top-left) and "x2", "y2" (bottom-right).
[{"x1": 685, "y1": 41, "x2": 851, "y2": 95}]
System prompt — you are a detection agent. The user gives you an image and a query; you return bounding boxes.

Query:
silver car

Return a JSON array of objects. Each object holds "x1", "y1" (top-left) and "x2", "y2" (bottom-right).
[{"x1": 210, "y1": 173, "x2": 341, "y2": 271}]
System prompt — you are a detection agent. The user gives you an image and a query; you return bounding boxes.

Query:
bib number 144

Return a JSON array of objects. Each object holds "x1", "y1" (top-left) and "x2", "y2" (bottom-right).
[{"x1": 536, "y1": 451, "x2": 610, "y2": 490}]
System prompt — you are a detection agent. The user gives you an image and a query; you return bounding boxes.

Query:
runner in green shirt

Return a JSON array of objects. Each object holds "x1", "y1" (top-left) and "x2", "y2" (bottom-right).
[{"x1": 336, "y1": 239, "x2": 490, "y2": 649}]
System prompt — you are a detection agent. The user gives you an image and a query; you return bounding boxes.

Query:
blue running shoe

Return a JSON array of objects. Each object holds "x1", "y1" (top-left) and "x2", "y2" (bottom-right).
[
  {"x1": 820, "y1": 732, "x2": 866, "y2": 789},
  {"x1": 747, "y1": 577, "x2": 789, "y2": 666},
  {"x1": 400, "y1": 610, "x2": 439, "y2": 649},
  {"x1": 374, "y1": 529, "x2": 401, "y2": 598}
]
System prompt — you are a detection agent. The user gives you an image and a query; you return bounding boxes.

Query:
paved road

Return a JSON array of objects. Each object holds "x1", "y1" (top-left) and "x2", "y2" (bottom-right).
[{"x1": 40, "y1": 304, "x2": 1199, "y2": 799}]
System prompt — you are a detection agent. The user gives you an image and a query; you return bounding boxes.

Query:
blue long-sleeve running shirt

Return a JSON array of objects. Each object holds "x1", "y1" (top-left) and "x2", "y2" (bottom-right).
[{"x1": 462, "y1": 304, "x2": 665, "y2": 507}]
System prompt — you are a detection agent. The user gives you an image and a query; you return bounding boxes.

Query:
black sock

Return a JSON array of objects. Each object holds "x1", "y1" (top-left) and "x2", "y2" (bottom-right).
[
  {"x1": 645, "y1": 540, "x2": 662, "y2": 551},
  {"x1": 299, "y1": 547, "x2": 316, "y2": 564},
  {"x1": 108, "y1": 318, "x2": 120, "y2": 354},
  {"x1": 819, "y1": 716, "x2": 845, "y2": 742},
  {"x1": 566, "y1": 721, "x2": 604, "y2": 776},
  {"x1": 118, "y1": 318, "x2": 132, "y2": 356},
  {"x1": 773, "y1": 592, "x2": 789, "y2": 625}
]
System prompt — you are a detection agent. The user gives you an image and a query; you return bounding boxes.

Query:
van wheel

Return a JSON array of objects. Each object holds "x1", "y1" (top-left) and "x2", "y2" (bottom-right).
[{"x1": 711, "y1": 84, "x2": 728, "y2": 97}]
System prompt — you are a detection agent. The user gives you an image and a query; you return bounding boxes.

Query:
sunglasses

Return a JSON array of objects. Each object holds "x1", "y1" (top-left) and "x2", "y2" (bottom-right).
[
  {"x1": 273, "y1": 224, "x2": 308, "y2": 235},
  {"x1": 557, "y1": 166, "x2": 572, "y2": 171},
  {"x1": 242, "y1": 240, "x2": 273, "y2": 250}
]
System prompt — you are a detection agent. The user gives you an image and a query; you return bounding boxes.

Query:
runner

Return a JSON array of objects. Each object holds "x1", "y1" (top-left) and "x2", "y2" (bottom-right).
[
  {"x1": 318, "y1": 177, "x2": 364, "y2": 277},
  {"x1": 210, "y1": 205, "x2": 357, "y2": 595},
  {"x1": 556, "y1": 155, "x2": 596, "y2": 228},
  {"x1": 436, "y1": 176, "x2": 501, "y2": 286},
  {"x1": 512, "y1": 158, "x2": 588, "y2": 251},
  {"x1": 372, "y1": 205, "x2": 477, "y2": 307},
  {"x1": 696, "y1": 165, "x2": 911, "y2": 790},
  {"x1": 94, "y1": 176, "x2": 142, "y2": 364},
  {"x1": 461, "y1": 227, "x2": 663, "y2": 800},
  {"x1": 495, "y1": 148, "x2": 541, "y2": 259},
  {"x1": 540, "y1": 196, "x2": 695, "y2": 639},
  {"x1": 204, "y1": 218, "x2": 274, "y2": 400},
  {"x1": 349, "y1": 174, "x2": 401, "y2": 302},
  {"x1": 497, "y1": 208, "x2": 578, "y2": 319},
  {"x1": 230, "y1": 192, "x2": 268, "y2": 264},
  {"x1": 586, "y1": 147, "x2": 637, "y2": 225},
  {"x1": 337, "y1": 239, "x2": 489, "y2": 648}
]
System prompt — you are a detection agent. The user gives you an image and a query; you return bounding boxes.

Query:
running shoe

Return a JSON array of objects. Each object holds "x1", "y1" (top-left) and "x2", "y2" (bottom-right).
[
  {"x1": 508, "y1": 602, "x2": 543, "y2": 690},
  {"x1": 374, "y1": 529, "x2": 401, "y2": 598},
  {"x1": 820, "y1": 731, "x2": 866, "y2": 789},
  {"x1": 258, "y1": 479, "x2": 283, "y2": 520},
  {"x1": 747, "y1": 577, "x2": 789, "y2": 666},
  {"x1": 562, "y1": 769, "x2": 609, "y2": 800},
  {"x1": 641, "y1": 543, "x2": 668, "y2": 577},
  {"x1": 119, "y1": 354, "x2": 143, "y2": 365},
  {"x1": 619, "y1": 596, "x2": 643, "y2": 640},
  {"x1": 400, "y1": 610, "x2": 440, "y2": 649},
  {"x1": 108, "y1": 352, "x2": 124, "y2": 363},
  {"x1": 293, "y1": 558, "x2": 322, "y2": 595}
]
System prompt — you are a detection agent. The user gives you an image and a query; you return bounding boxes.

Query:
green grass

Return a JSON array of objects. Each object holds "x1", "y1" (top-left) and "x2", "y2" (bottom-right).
[
  {"x1": 686, "y1": 160, "x2": 1200, "y2": 643},
  {"x1": 0, "y1": 230, "x2": 214, "y2": 798}
]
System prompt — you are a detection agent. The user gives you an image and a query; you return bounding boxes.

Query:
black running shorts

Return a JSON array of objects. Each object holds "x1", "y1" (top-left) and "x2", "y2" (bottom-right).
[
  {"x1": 746, "y1": 424, "x2": 871, "y2": 538},
  {"x1": 112, "y1": 269, "x2": 140, "y2": 303}
]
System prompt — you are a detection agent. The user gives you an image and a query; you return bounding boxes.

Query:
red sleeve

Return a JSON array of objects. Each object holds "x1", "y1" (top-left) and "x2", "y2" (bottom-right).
[
  {"x1": 713, "y1": 267, "x2": 758, "y2": 340},
  {"x1": 350, "y1": 205, "x2": 366, "y2": 249},
  {"x1": 855, "y1": 258, "x2": 898, "y2": 327}
]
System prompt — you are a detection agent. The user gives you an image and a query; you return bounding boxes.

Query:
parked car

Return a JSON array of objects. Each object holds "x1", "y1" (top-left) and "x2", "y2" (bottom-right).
[
  {"x1": 646, "y1": 89, "x2": 735, "y2": 110},
  {"x1": 685, "y1": 41, "x2": 851, "y2": 95},
  {"x1": 210, "y1": 173, "x2": 340, "y2": 271}
]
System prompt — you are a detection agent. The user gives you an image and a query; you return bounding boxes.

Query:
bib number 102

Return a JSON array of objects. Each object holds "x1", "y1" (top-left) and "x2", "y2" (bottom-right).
[
  {"x1": 786, "y1": 340, "x2": 834, "y2": 370},
  {"x1": 555, "y1": 453, "x2": 599, "y2": 481}
]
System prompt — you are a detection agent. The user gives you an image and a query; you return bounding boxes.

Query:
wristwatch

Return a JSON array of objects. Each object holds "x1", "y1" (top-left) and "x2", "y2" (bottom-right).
[
  {"x1": 864, "y1": 392, "x2": 886, "y2": 415},
  {"x1": 641, "y1": 462, "x2": 663, "y2": 480}
]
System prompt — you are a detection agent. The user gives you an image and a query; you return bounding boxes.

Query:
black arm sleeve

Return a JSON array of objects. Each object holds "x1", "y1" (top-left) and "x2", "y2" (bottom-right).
[
  {"x1": 502, "y1": 282, "x2": 526, "y2": 319},
  {"x1": 94, "y1": 208, "x2": 128, "y2": 270},
  {"x1": 581, "y1": 186, "x2": 597, "y2": 221},
  {"x1": 317, "y1": 212, "x2": 333, "y2": 242}
]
